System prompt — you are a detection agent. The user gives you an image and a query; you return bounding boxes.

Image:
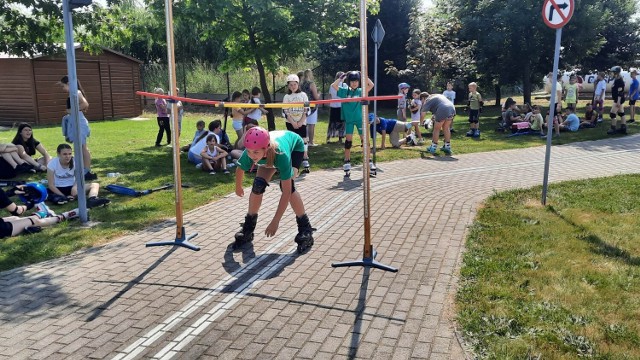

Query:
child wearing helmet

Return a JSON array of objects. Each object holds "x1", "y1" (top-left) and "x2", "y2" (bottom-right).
[
  {"x1": 46, "y1": 144, "x2": 111, "y2": 208},
  {"x1": 282, "y1": 74, "x2": 312, "y2": 173},
  {"x1": 397, "y1": 83, "x2": 410, "y2": 121},
  {"x1": 330, "y1": 71, "x2": 375, "y2": 176},
  {"x1": 233, "y1": 127, "x2": 314, "y2": 254},
  {"x1": 368, "y1": 113, "x2": 414, "y2": 149},
  {"x1": 607, "y1": 66, "x2": 627, "y2": 135},
  {"x1": 0, "y1": 186, "x2": 79, "y2": 239}
]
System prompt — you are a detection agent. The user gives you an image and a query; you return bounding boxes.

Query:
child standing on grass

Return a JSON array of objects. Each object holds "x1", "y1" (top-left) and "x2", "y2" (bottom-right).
[
  {"x1": 443, "y1": 82, "x2": 457, "y2": 133},
  {"x1": 397, "y1": 83, "x2": 410, "y2": 121},
  {"x1": 282, "y1": 74, "x2": 311, "y2": 173},
  {"x1": 593, "y1": 72, "x2": 606, "y2": 122},
  {"x1": 200, "y1": 134, "x2": 229, "y2": 175},
  {"x1": 233, "y1": 127, "x2": 314, "y2": 254},
  {"x1": 466, "y1": 82, "x2": 483, "y2": 138},
  {"x1": 409, "y1": 89, "x2": 424, "y2": 144},
  {"x1": 154, "y1": 87, "x2": 171, "y2": 147},
  {"x1": 330, "y1": 71, "x2": 375, "y2": 175},
  {"x1": 628, "y1": 69, "x2": 639, "y2": 123},
  {"x1": 563, "y1": 75, "x2": 579, "y2": 111},
  {"x1": 421, "y1": 93, "x2": 456, "y2": 155}
]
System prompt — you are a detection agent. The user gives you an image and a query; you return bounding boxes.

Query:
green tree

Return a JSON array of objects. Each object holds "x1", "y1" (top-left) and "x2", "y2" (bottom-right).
[{"x1": 452, "y1": 0, "x2": 640, "y2": 105}]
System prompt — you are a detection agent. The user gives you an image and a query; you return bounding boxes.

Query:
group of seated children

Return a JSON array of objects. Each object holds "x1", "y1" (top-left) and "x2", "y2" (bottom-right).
[{"x1": 502, "y1": 97, "x2": 598, "y2": 137}]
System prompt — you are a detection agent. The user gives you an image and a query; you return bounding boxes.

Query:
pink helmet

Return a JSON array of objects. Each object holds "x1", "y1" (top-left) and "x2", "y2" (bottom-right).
[{"x1": 244, "y1": 127, "x2": 270, "y2": 150}]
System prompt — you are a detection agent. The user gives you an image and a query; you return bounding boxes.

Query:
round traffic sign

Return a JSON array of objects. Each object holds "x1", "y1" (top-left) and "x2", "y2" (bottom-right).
[{"x1": 542, "y1": 0, "x2": 574, "y2": 29}]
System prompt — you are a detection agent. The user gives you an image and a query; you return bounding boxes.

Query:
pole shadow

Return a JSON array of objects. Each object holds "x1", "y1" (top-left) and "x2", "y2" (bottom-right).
[
  {"x1": 348, "y1": 267, "x2": 370, "y2": 360},
  {"x1": 86, "y1": 247, "x2": 177, "y2": 321}
]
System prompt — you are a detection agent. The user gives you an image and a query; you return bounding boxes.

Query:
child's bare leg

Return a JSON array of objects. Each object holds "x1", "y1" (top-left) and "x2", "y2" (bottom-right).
[
  {"x1": 432, "y1": 122, "x2": 442, "y2": 144},
  {"x1": 202, "y1": 159, "x2": 213, "y2": 172},
  {"x1": 87, "y1": 183, "x2": 100, "y2": 198},
  {"x1": 289, "y1": 186, "x2": 306, "y2": 217},
  {"x1": 82, "y1": 143, "x2": 91, "y2": 169},
  {"x1": 413, "y1": 124, "x2": 423, "y2": 140},
  {"x1": 443, "y1": 119, "x2": 452, "y2": 143},
  {"x1": 1, "y1": 153, "x2": 18, "y2": 168},
  {"x1": 220, "y1": 157, "x2": 227, "y2": 170},
  {"x1": 247, "y1": 167, "x2": 276, "y2": 214},
  {"x1": 235, "y1": 129, "x2": 243, "y2": 140}
]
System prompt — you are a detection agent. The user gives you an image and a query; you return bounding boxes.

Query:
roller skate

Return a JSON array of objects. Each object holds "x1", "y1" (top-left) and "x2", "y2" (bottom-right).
[
  {"x1": 617, "y1": 124, "x2": 627, "y2": 135},
  {"x1": 294, "y1": 214, "x2": 315, "y2": 254},
  {"x1": 233, "y1": 213, "x2": 258, "y2": 250},
  {"x1": 441, "y1": 143, "x2": 452, "y2": 155},
  {"x1": 466, "y1": 129, "x2": 474, "y2": 137},
  {"x1": 426, "y1": 143, "x2": 438, "y2": 155},
  {"x1": 369, "y1": 160, "x2": 377, "y2": 178},
  {"x1": 343, "y1": 159, "x2": 351, "y2": 178},
  {"x1": 302, "y1": 158, "x2": 310, "y2": 174},
  {"x1": 607, "y1": 125, "x2": 617, "y2": 135},
  {"x1": 473, "y1": 129, "x2": 481, "y2": 138}
]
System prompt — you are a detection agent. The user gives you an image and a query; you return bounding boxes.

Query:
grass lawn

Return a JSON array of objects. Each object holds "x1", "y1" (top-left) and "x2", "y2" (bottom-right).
[
  {"x1": 457, "y1": 176, "x2": 640, "y2": 359},
  {"x1": 0, "y1": 99, "x2": 636, "y2": 271}
]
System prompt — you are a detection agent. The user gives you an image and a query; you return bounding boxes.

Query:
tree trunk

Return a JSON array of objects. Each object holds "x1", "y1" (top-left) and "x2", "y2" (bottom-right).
[
  {"x1": 523, "y1": 62, "x2": 532, "y2": 105},
  {"x1": 248, "y1": 27, "x2": 276, "y2": 131},
  {"x1": 494, "y1": 83, "x2": 501, "y2": 107}
]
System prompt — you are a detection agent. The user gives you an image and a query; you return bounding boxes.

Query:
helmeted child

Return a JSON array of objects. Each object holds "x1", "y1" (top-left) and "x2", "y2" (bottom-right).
[
  {"x1": 421, "y1": 93, "x2": 456, "y2": 155},
  {"x1": 330, "y1": 71, "x2": 375, "y2": 176},
  {"x1": 397, "y1": 82, "x2": 410, "y2": 121},
  {"x1": 466, "y1": 82, "x2": 483, "y2": 138},
  {"x1": 233, "y1": 127, "x2": 314, "y2": 254},
  {"x1": 282, "y1": 74, "x2": 311, "y2": 173},
  {"x1": 409, "y1": 89, "x2": 424, "y2": 144},
  {"x1": 563, "y1": 75, "x2": 579, "y2": 111},
  {"x1": 607, "y1": 66, "x2": 627, "y2": 135},
  {"x1": 369, "y1": 113, "x2": 413, "y2": 149}
]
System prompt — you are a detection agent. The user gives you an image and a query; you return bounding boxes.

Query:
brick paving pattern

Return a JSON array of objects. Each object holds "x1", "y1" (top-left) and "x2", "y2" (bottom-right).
[{"x1": 1, "y1": 135, "x2": 639, "y2": 359}]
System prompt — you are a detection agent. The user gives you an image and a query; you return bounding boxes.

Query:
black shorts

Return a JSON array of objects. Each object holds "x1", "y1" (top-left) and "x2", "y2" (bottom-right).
[
  {"x1": 630, "y1": 99, "x2": 637, "y2": 106},
  {"x1": 0, "y1": 218, "x2": 13, "y2": 239},
  {"x1": 285, "y1": 123, "x2": 308, "y2": 139},
  {"x1": 291, "y1": 151, "x2": 304, "y2": 169},
  {"x1": 468, "y1": 109, "x2": 479, "y2": 123},
  {"x1": 50, "y1": 186, "x2": 73, "y2": 196},
  {"x1": 613, "y1": 97, "x2": 626, "y2": 105}
]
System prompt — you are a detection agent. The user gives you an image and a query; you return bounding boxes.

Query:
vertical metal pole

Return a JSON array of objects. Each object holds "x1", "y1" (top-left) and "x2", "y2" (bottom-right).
[
  {"x1": 359, "y1": 0, "x2": 372, "y2": 259},
  {"x1": 542, "y1": 28, "x2": 562, "y2": 205},
  {"x1": 164, "y1": 0, "x2": 184, "y2": 238},
  {"x1": 62, "y1": 0, "x2": 88, "y2": 223},
  {"x1": 372, "y1": 30, "x2": 378, "y2": 165}
]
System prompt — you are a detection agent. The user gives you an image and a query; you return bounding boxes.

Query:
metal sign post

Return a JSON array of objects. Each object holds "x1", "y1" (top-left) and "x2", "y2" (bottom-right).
[
  {"x1": 61, "y1": 0, "x2": 89, "y2": 223},
  {"x1": 541, "y1": 0, "x2": 574, "y2": 205},
  {"x1": 331, "y1": 1, "x2": 397, "y2": 273},
  {"x1": 145, "y1": 0, "x2": 199, "y2": 250},
  {"x1": 370, "y1": 19, "x2": 385, "y2": 168}
]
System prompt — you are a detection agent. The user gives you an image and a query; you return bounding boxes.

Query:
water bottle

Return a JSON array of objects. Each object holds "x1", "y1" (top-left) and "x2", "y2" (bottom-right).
[{"x1": 107, "y1": 172, "x2": 121, "y2": 178}]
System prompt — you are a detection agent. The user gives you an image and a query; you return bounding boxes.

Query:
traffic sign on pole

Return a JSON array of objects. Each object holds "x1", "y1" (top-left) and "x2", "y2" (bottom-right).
[
  {"x1": 542, "y1": 0, "x2": 574, "y2": 29},
  {"x1": 371, "y1": 19, "x2": 385, "y2": 50}
]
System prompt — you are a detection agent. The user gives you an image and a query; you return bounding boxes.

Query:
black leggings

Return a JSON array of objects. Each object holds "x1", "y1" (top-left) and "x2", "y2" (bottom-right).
[{"x1": 156, "y1": 117, "x2": 171, "y2": 145}]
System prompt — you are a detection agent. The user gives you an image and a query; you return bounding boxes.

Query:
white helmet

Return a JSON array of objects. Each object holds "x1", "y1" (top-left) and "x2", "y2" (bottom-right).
[{"x1": 286, "y1": 74, "x2": 299, "y2": 83}]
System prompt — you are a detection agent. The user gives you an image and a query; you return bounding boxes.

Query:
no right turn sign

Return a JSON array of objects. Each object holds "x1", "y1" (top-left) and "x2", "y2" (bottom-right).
[{"x1": 542, "y1": 0, "x2": 574, "y2": 29}]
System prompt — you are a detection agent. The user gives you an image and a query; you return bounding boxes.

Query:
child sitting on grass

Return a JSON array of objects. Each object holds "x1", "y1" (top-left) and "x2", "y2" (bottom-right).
[{"x1": 200, "y1": 134, "x2": 229, "y2": 175}]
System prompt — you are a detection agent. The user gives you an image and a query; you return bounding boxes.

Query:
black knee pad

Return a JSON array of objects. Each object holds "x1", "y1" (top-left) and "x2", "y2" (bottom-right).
[
  {"x1": 344, "y1": 140, "x2": 353, "y2": 149},
  {"x1": 618, "y1": 112, "x2": 625, "y2": 117},
  {"x1": 278, "y1": 179, "x2": 296, "y2": 193},
  {"x1": 610, "y1": 113, "x2": 616, "y2": 119},
  {"x1": 251, "y1": 177, "x2": 269, "y2": 195}
]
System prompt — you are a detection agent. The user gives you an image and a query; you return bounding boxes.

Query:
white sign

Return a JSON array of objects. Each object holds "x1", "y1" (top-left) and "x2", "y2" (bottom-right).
[{"x1": 542, "y1": 0, "x2": 574, "y2": 29}]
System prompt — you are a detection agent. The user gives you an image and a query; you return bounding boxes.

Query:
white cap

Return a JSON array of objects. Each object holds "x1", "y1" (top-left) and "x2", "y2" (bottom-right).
[{"x1": 286, "y1": 74, "x2": 299, "y2": 83}]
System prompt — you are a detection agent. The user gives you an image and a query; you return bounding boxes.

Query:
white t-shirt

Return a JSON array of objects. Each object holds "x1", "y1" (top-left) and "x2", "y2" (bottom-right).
[
  {"x1": 283, "y1": 92, "x2": 309, "y2": 122},
  {"x1": 329, "y1": 87, "x2": 341, "y2": 108},
  {"x1": 410, "y1": 98, "x2": 422, "y2": 122},
  {"x1": 189, "y1": 131, "x2": 220, "y2": 160},
  {"x1": 443, "y1": 90, "x2": 456, "y2": 104},
  {"x1": 595, "y1": 80, "x2": 606, "y2": 98},
  {"x1": 247, "y1": 97, "x2": 263, "y2": 120},
  {"x1": 47, "y1": 157, "x2": 76, "y2": 187}
]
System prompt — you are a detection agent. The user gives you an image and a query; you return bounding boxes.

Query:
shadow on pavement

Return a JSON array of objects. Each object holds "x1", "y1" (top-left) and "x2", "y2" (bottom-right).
[
  {"x1": 86, "y1": 247, "x2": 177, "y2": 321},
  {"x1": 348, "y1": 267, "x2": 371, "y2": 360}
]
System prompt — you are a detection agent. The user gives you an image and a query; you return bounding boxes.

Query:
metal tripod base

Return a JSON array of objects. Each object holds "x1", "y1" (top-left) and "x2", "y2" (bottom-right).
[
  {"x1": 332, "y1": 248, "x2": 397, "y2": 272},
  {"x1": 146, "y1": 227, "x2": 200, "y2": 251}
]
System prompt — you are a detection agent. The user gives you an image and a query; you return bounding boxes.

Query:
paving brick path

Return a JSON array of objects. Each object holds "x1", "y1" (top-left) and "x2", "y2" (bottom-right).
[{"x1": 1, "y1": 135, "x2": 639, "y2": 360}]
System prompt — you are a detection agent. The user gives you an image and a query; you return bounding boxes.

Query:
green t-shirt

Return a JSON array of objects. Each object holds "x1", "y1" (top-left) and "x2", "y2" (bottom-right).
[
  {"x1": 469, "y1": 92, "x2": 482, "y2": 110},
  {"x1": 564, "y1": 83, "x2": 578, "y2": 103},
  {"x1": 337, "y1": 84, "x2": 363, "y2": 124},
  {"x1": 237, "y1": 131, "x2": 305, "y2": 180}
]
